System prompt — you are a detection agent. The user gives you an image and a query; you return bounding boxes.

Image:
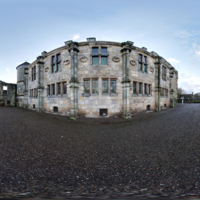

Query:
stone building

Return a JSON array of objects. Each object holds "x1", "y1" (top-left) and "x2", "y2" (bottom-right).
[
  {"x1": 0, "y1": 80, "x2": 16, "y2": 106},
  {"x1": 16, "y1": 38, "x2": 178, "y2": 118}
]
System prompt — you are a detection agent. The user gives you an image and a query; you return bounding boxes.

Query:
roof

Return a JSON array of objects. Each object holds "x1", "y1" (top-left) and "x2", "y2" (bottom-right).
[{"x1": 16, "y1": 61, "x2": 30, "y2": 69}]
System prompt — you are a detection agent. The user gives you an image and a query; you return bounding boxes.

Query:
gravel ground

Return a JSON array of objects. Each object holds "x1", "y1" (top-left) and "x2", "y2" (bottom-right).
[{"x1": 0, "y1": 104, "x2": 200, "y2": 198}]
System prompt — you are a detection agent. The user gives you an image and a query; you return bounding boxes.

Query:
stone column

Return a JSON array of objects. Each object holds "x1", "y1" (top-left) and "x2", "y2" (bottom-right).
[
  {"x1": 121, "y1": 41, "x2": 133, "y2": 119},
  {"x1": 154, "y1": 56, "x2": 161, "y2": 111},
  {"x1": 37, "y1": 58, "x2": 44, "y2": 112},
  {"x1": 68, "y1": 41, "x2": 79, "y2": 119}
]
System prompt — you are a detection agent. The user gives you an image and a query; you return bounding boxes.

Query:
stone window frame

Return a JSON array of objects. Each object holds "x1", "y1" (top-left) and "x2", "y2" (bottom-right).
[
  {"x1": 51, "y1": 53, "x2": 62, "y2": 73},
  {"x1": 101, "y1": 78, "x2": 117, "y2": 95},
  {"x1": 132, "y1": 81, "x2": 152, "y2": 97},
  {"x1": 161, "y1": 87, "x2": 168, "y2": 97},
  {"x1": 34, "y1": 88, "x2": 38, "y2": 98},
  {"x1": 47, "y1": 82, "x2": 67, "y2": 97},
  {"x1": 57, "y1": 82, "x2": 61, "y2": 95},
  {"x1": 83, "y1": 77, "x2": 117, "y2": 97},
  {"x1": 31, "y1": 66, "x2": 36, "y2": 81},
  {"x1": 62, "y1": 82, "x2": 67, "y2": 95},
  {"x1": 138, "y1": 53, "x2": 148, "y2": 73},
  {"x1": 162, "y1": 65, "x2": 167, "y2": 81},
  {"x1": 91, "y1": 46, "x2": 109, "y2": 66}
]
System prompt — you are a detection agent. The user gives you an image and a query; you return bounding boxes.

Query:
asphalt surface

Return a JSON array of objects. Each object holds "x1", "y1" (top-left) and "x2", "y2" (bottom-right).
[{"x1": 0, "y1": 104, "x2": 200, "y2": 199}]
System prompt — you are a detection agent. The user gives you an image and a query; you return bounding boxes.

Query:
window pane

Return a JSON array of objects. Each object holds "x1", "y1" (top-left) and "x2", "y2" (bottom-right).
[
  {"x1": 144, "y1": 56, "x2": 147, "y2": 64},
  {"x1": 139, "y1": 83, "x2": 142, "y2": 94},
  {"x1": 102, "y1": 80, "x2": 108, "y2": 93},
  {"x1": 144, "y1": 84, "x2": 147, "y2": 94},
  {"x1": 92, "y1": 47, "x2": 98, "y2": 55},
  {"x1": 144, "y1": 64, "x2": 147, "y2": 73},
  {"x1": 52, "y1": 64, "x2": 55, "y2": 73},
  {"x1": 57, "y1": 54, "x2": 61, "y2": 62},
  {"x1": 139, "y1": 54, "x2": 142, "y2": 62},
  {"x1": 149, "y1": 85, "x2": 151, "y2": 94},
  {"x1": 92, "y1": 57, "x2": 99, "y2": 65},
  {"x1": 139, "y1": 63, "x2": 142, "y2": 71},
  {"x1": 92, "y1": 80, "x2": 98, "y2": 93},
  {"x1": 133, "y1": 82, "x2": 136, "y2": 94},
  {"x1": 52, "y1": 84, "x2": 55, "y2": 95},
  {"x1": 101, "y1": 56, "x2": 107, "y2": 65},
  {"x1": 63, "y1": 82, "x2": 67, "y2": 94},
  {"x1": 58, "y1": 83, "x2": 61, "y2": 94},
  {"x1": 57, "y1": 63, "x2": 61, "y2": 71},
  {"x1": 52, "y1": 56, "x2": 55, "y2": 64},
  {"x1": 101, "y1": 47, "x2": 107, "y2": 55},
  {"x1": 110, "y1": 80, "x2": 116, "y2": 93},
  {"x1": 84, "y1": 80, "x2": 90, "y2": 93}
]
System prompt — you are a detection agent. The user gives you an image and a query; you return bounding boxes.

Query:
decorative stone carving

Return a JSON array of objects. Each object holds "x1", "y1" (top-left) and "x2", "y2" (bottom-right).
[
  {"x1": 64, "y1": 60, "x2": 70, "y2": 65},
  {"x1": 45, "y1": 67, "x2": 49, "y2": 72},
  {"x1": 130, "y1": 60, "x2": 136, "y2": 66},
  {"x1": 112, "y1": 56, "x2": 120, "y2": 62},
  {"x1": 150, "y1": 67, "x2": 154, "y2": 73},
  {"x1": 79, "y1": 56, "x2": 88, "y2": 63}
]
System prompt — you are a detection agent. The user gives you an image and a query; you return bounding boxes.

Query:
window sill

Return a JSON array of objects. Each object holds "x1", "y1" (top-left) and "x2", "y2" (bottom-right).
[
  {"x1": 110, "y1": 93, "x2": 117, "y2": 96},
  {"x1": 92, "y1": 93, "x2": 99, "y2": 96}
]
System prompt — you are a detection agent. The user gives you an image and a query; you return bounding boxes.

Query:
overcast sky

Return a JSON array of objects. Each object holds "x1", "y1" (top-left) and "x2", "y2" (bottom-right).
[{"x1": 0, "y1": 0, "x2": 200, "y2": 93}]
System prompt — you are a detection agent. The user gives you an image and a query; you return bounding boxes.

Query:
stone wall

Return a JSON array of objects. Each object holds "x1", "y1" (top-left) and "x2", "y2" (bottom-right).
[
  {"x1": 20, "y1": 39, "x2": 178, "y2": 118},
  {"x1": 0, "y1": 81, "x2": 16, "y2": 106}
]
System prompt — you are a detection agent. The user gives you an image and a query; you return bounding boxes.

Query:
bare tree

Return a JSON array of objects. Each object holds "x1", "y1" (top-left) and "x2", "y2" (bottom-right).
[{"x1": 178, "y1": 88, "x2": 187, "y2": 98}]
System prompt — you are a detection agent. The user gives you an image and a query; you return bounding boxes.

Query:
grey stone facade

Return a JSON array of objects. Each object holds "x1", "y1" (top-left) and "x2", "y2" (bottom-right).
[{"x1": 16, "y1": 38, "x2": 178, "y2": 118}]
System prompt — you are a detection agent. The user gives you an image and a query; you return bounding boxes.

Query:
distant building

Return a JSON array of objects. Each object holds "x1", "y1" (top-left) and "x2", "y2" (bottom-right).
[
  {"x1": 14, "y1": 38, "x2": 178, "y2": 118},
  {"x1": 0, "y1": 80, "x2": 16, "y2": 106}
]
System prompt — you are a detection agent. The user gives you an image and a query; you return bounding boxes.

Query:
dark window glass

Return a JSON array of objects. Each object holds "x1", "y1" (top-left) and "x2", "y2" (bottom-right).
[
  {"x1": 144, "y1": 84, "x2": 147, "y2": 94},
  {"x1": 63, "y1": 82, "x2": 67, "y2": 94},
  {"x1": 149, "y1": 85, "x2": 151, "y2": 95},
  {"x1": 52, "y1": 64, "x2": 55, "y2": 73},
  {"x1": 57, "y1": 54, "x2": 61, "y2": 62},
  {"x1": 101, "y1": 47, "x2": 107, "y2": 55},
  {"x1": 92, "y1": 47, "x2": 99, "y2": 55},
  {"x1": 92, "y1": 79, "x2": 98, "y2": 93},
  {"x1": 34, "y1": 66, "x2": 36, "y2": 80},
  {"x1": 144, "y1": 56, "x2": 147, "y2": 64},
  {"x1": 139, "y1": 63, "x2": 142, "y2": 71},
  {"x1": 101, "y1": 56, "x2": 107, "y2": 65},
  {"x1": 57, "y1": 63, "x2": 61, "y2": 71},
  {"x1": 139, "y1": 83, "x2": 142, "y2": 94},
  {"x1": 144, "y1": 64, "x2": 147, "y2": 73},
  {"x1": 52, "y1": 56, "x2": 55, "y2": 64},
  {"x1": 92, "y1": 56, "x2": 99, "y2": 65},
  {"x1": 133, "y1": 82, "x2": 136, "y2": 94},
  {"x1": 102, "y1": 79, "x2": 108, "y2": 94},
  {"x1": 57, "y1": 83, "x2": 61, "y2": 95},
  {"x1": 84, "y1": 80, "x2": 90, "y2": 93},
  {"x1": 139, "y1": 54, "x2": 142, "y2": 62},
  {"x1": 52, "y1": 84, "x2": 55, "y2": 95},
  {"x1": 110, "y1": 80, "x2": 116, "y2": 93}
]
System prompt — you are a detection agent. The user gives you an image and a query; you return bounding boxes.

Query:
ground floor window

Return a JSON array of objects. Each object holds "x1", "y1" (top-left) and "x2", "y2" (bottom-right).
[
  {"x1": 100, "y1": 109, "x2": 108, "y2": 116},
  {"x1": 53, "y1": 106, "x2": 58, "y2": 113},
  {"x1": 92, "y1": 79, "x2": 98, "y2": 94}
]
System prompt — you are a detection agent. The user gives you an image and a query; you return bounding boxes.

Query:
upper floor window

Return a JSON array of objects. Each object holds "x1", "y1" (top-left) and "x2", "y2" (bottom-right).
[
  {"x1": 138, "y1": 54, "x2": 148, "y2": 73},
  {"x1": 52, "y1": 53, "x2": 61, "y2": 73},
  {"x1": 63, "y1": 82, "x2": 67, "y2": 94},
  {"x1": 31, "y1": 66, "x2": 36, "y2": 81},
  {"x1": 162, "y1": 66, "x2": 167, "y2": 81},
  {"x1": 92, "y1": 47, "x2": 108, "y2": 65}
]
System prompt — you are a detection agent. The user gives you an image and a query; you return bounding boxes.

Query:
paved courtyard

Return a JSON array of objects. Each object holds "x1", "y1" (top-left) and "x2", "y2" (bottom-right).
[{"x1": 0, "y1": 104, "x2": 200, "y2": 198}]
